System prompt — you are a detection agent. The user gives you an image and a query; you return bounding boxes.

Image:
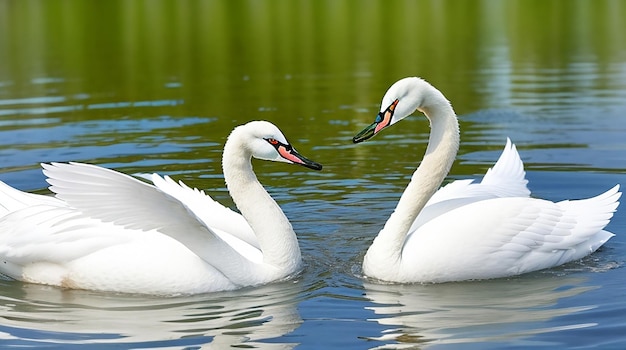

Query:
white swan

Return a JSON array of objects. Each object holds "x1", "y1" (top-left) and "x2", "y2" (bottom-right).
[
  {"x1": 0, "y1": 120, "x2": 322, "y2": 295},
  {"x1": 353, "y1": 77, "x2": 621, "y2": 283}
]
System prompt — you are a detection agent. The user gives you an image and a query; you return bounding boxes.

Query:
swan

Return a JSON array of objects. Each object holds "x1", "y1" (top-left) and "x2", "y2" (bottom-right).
[
  {"x1": 353, "y1": 77, "x2": 621, "y2": 283},
  {"x1": 0, "y1": 120, "x2": 322, "y2": 295}
]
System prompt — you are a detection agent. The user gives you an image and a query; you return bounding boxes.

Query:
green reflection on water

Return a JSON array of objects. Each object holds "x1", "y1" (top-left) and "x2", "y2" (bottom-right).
[
  {"x1": 2, "y1": 0, "x2": 624, "y2": 112},
  {"x1": 1, "y1": 0, "x2": 625, "y2": 187}
]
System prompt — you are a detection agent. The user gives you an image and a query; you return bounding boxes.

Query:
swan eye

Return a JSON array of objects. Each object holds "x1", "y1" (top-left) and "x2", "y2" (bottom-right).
[
  {"x1": 372, "y1": 99, "x2": 400, "y2": 134},
  {"x1": 266, "y1": 138, "x2": 292, "y2": 151},
  {"x1": 376, "y1": 99, "x2": 399, "y2": 124}
]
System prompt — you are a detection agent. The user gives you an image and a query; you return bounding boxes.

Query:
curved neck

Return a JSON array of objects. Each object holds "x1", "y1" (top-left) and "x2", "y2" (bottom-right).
[
  {"x1": 222, "y1": 139, "x2": 301, "y2": 271},
  {"x1": 370, "y1": 101, "x2": 460, "y2": 262}
]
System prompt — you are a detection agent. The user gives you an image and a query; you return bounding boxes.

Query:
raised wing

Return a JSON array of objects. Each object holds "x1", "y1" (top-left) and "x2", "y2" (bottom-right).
[
  {"x1": 41, "y1": 163, "x2": 263, "y2": 267},
  {"x1": 480, "y1": 138, "x2": 530, "y2": 197},
  {"x1": 410, "y1": 138, "x2": 530, "y2": 232},
  {"x1": 428, "y1": 138, "x2": 530, "y2": 205},
  {"x1": 147, "y1": 174, "x2": 258, "y2": 249}
]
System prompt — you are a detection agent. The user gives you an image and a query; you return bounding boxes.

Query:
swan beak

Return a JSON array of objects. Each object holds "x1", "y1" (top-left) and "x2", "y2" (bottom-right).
[
  {"x1": 279, "y1": 146, "x2": 323, "y2": 171},
  {"x1": 266, "y1": 137, "x2": 322, "y2": 170},
  {"x1": 353, "y1": 99, "x2": 399, "y2": 143},
  {"x1": 352, "y1": 122, "x2": 377, "y2": 143},
  {"x1": 293, "y1": 150, "x2": 323, "y2": 171}
]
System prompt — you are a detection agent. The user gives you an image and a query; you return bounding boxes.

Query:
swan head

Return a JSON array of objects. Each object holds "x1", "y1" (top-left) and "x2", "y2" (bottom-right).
[
  {"x1": 353, "y1": 77, "x2": 445, "y2": 143},
  {"x1": 231, "y1": 121, "x2": 323, "y2": 171}
]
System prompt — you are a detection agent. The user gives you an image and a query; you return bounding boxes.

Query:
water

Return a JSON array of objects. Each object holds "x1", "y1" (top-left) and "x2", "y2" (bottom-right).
[{"x1": 1, "y1": 0, "x2": 626, "y2": 348}]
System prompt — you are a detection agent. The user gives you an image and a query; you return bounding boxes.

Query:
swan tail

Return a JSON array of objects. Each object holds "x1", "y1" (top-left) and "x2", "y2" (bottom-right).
[
  {"x1": 555, "y1": 185, "x2": 620, "y2": 254},
  {"x1": 585, "y1": 230, "x2": 615, "y2": 253},
  {"x1": 558, "y1": 185, "x2": 621, "y2": 230}
]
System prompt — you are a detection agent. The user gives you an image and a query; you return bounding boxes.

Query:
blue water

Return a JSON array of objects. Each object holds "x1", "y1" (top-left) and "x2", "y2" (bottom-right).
[{"x1": 1, "y1": 79, "x2": 625, "y2": 348}]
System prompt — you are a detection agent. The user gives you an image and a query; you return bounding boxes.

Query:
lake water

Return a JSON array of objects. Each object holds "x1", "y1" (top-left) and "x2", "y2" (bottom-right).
[{"x1": 1, "y1": 1, "x2": 626, "y2": 348}]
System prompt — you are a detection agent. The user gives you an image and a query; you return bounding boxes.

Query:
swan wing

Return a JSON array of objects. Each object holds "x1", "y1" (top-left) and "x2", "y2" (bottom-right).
[
  {"x1": 402, "y1": 185, "x2": 620, "y2": 282},
  {"x1": 411, "y1": 139, "x2": 531, "y2": 231},
  {"x1": 0, "y1": 204, "x2": 131, "y2": 265},
  {"x1": 41, "y1": 162, "x2": 263, "y2": 265},
  {"x1": 0, "y1": 178, "x2": 131, "y2": 279},
  {"x1": 0, "y1": 179, "x2": 62, "y2": 216},
  {"x1": 428, "y1": 138, "x2": 530, "y2": 205},
  {"x1": 480, "y1": 138, "x2": 530, "y2": 196},
  {"x1": 147, "y1": 174, "x2": 258, "y2": 249},
  {"x1": 0, "y1": 203, "x2": 135, "y2": 282},
  {"x1": 0, "y1": 203, "x2": 241, "y2": 293}
]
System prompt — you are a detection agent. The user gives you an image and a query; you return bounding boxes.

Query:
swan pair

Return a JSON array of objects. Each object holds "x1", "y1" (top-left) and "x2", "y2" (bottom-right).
[{"x1": 0, "y1": 78, "x2": 620, "y2": 295}]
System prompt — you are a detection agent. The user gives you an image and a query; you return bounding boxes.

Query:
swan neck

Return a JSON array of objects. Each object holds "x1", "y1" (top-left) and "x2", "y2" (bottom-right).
[
  {"x1": 222, "y1": 137, "x2": 301, "y2": 270},
  {"x1": 370, "y1": 98, "x2": 459, "y2": 263}
]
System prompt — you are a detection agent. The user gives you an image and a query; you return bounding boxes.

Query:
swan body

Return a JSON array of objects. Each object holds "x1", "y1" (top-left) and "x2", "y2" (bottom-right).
[
  {"x1": 353, "y1": 77, "x2": 621, "y2": 283},
  {"x1": 0, "y1": 121, "x2": 322, "y2": 295}
]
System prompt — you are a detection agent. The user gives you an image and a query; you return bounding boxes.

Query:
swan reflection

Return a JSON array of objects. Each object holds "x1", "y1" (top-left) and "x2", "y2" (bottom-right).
[
  {"x1": 364, "y1": 275, "x2": 597, "y2": 348},
  {"x1": 0, "y1": 279, "x2": 302, "y2": 348}
]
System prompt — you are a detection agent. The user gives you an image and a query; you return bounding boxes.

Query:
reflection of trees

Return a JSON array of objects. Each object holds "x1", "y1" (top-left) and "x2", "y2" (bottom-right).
[
  {"x1": 364, "y1": 276, "x2": 596, "y2": 348},
  {"x1": 0, "y1": 280, "x2": 302, "y2": 348},
  {"x1": 2, "y1": 1, "x2": 625, "y2": 126}
]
